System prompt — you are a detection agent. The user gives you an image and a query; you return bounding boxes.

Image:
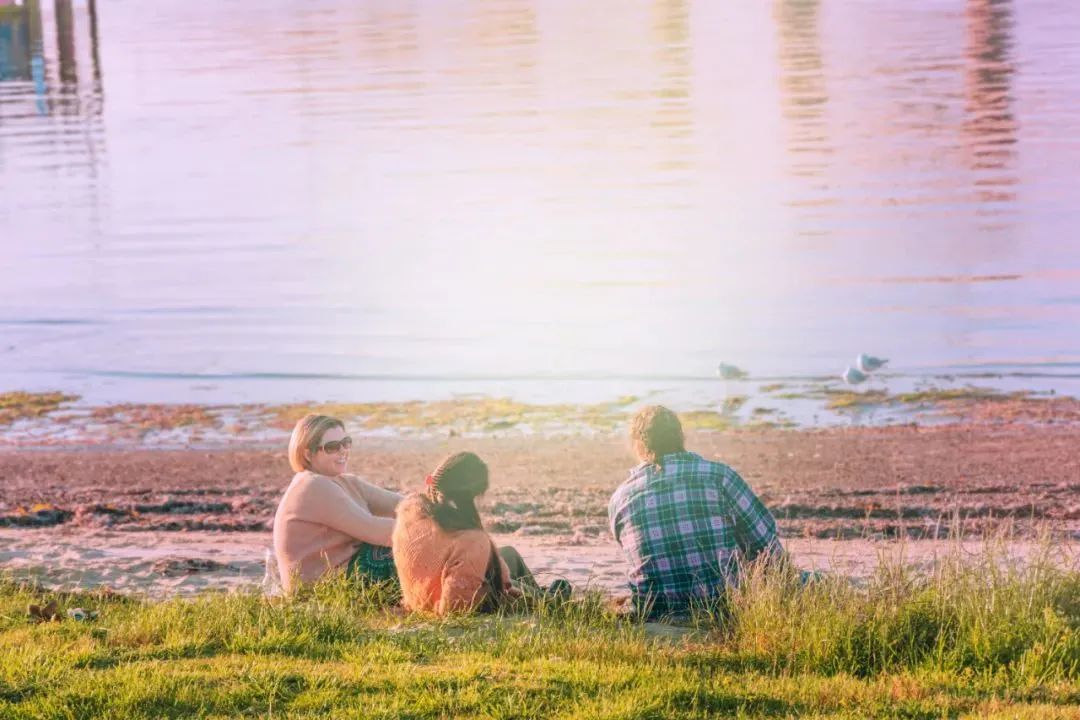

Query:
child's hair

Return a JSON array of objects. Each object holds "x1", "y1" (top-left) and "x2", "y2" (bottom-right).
[
  {"x1": 425, "y1": 451, "x2": 505, "y2": 610},
  {"x1": 629, "y1": 405, "x2": 685, "y2": 468},
  {"x1": 287, "y1": 413, "x2": 345, "y2": 472}
]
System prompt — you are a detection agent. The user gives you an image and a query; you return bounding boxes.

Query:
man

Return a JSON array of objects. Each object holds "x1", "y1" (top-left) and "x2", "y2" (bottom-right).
[{"x1": 608, "y1": 405, "x2": 783, "y2": 617}]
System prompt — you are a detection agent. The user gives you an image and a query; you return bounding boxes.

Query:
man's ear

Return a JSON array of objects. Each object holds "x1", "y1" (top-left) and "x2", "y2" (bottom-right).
[{"x1": 303, "y1": 449, "x2": 312, "y2": 466}]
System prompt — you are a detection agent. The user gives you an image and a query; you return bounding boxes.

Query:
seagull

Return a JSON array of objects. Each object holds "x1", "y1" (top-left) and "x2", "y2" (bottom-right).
[
  {"x1": 716, "y1": 363, "x2": 748, "y2": 380},
  {"x1": 856, "y1": 353, "x2": 888, "y2": 373},
  {"x1": 842, "y1": 366, "x2": 868, "y2": 385}
]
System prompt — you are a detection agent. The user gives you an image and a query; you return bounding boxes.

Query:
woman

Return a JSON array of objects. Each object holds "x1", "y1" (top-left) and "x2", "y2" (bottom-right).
[
  {"x1": 273, "y1": 413, "x2": 403, "y2": 594},
  {"x1": 392, "y1": 451, "x2": 540, "y2": 614}
]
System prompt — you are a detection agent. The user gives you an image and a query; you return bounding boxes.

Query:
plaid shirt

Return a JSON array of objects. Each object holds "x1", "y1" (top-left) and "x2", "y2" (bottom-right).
[{"x1": 608, "y1": 451, "x2": 780, "y2": 608}]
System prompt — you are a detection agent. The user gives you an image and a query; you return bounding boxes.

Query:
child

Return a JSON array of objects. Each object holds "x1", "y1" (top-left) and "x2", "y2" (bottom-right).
[{"x1": 392, "y1": 451, "x2": 533, "y2": 614}]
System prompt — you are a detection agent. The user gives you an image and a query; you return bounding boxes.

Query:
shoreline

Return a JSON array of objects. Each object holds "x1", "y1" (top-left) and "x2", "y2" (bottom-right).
[
  {"x1": 2, "y1": 422, "x2": 1079, "y2": 596},
  {"x1": 4, "y1": 425, "x2": 1078, "y2": 539},
  {"x1": 3, "y1": 387, "x2": 1080, "y2": 450}
]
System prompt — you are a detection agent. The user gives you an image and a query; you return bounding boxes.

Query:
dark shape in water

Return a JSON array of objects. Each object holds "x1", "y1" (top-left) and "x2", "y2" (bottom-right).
[{"x1": 716, "y1": 363, "x2": 748, "y2": 380}]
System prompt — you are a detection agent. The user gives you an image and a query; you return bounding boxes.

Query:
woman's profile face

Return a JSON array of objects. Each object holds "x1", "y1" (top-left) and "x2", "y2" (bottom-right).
[{"x1": 305, "y1": 425, "x2": 350, "y2": 477}]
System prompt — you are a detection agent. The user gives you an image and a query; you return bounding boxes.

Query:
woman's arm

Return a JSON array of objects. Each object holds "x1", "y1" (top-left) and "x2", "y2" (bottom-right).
[
  {"x1": 301, "y1": 476, "x2": 395, "y2": 546},
  {"x1": 346, "y1": 475, "x2": 405, "y2": 518}
]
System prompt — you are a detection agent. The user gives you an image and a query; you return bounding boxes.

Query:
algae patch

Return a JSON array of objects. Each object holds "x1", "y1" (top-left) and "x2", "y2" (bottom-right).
[
  {"x1": 90, "y1": 404, "x2": 218, "y2": 431},
  {"x1": 892, "y1": 388, "x2": 1017, "y2": 404},
  {"x1": 270, "y1": 397, "x2": 643, "y2": 434},
  {"x1": 825, "y1": 387, "x2": 1026, "y2": 413},
  {"x1": 50, "y1": 404, "x2": 226, "y2": 442},
  {"x1": 825, "y1": 389, "x2": 889, "y2": 410},
  {"x1": 679, "y1": 411, "x2": 735, "y2": 431},
  {"x1": 722, "y1": 395, "x2": 748, "y2": 414},
  {"x1": 0, "y1": 392, "x2": 78, "y2": 426}
]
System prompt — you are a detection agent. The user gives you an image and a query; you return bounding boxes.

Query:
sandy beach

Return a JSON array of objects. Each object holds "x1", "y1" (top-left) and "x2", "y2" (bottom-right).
[
  {"x1": 3, "y1": 422, "x2": 1079, "y2": 597},
  {"x1": 4, "y1": 525, "x2": 1074, "y2": 599}
]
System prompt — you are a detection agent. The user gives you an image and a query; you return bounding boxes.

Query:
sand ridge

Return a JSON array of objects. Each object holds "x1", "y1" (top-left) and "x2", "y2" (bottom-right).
[{"x1": 2, "y1": 425, "x2": 1079, "y2": 539}]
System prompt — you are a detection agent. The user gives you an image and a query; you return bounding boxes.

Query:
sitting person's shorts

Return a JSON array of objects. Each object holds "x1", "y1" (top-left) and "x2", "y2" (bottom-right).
[{"x1": 345, "y1": 543, "x2": 398, "y2": 584}]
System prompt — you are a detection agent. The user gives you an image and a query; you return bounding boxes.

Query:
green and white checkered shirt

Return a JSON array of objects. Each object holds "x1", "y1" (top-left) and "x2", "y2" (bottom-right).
[{"x1": 609, "y1": 451, "x2": 781, "y2": 610}]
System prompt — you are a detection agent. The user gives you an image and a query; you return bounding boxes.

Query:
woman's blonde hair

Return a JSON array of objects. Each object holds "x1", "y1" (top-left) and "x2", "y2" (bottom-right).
[
  {"x1": 629, "y1": 405, "x2": 685, "y2": 468},
  {"x1": 288, "y1": 413, "x2": 345, "y2": 472}
]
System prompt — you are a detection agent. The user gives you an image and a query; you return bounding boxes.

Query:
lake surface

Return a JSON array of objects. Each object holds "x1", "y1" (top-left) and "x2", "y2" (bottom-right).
[{"x1": 2, "y1": 0, "x2": 1080, "y2": 406}]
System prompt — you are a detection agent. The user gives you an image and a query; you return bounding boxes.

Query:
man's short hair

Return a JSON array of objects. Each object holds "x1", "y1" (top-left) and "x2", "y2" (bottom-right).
[{"x1": 630, "y1": 405, "x2": 685, "y2": 466}]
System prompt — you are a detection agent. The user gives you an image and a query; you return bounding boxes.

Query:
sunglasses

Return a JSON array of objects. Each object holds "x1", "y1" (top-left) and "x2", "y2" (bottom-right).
[{"x1": 316, "y1": 436, "x2": 353, "y2": 454}]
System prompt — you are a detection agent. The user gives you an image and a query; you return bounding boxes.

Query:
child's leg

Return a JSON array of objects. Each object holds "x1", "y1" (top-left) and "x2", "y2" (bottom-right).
[{"x1": 497, "y1": 545, "x2": 540, "y2": 591}]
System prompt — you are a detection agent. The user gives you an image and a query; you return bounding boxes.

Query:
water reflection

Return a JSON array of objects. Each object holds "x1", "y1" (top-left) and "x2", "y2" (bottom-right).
[
  {"x1": 964, "y1": 0, "x2": 1018, "y2": 209},
  {"x1": 1, "y1": 0, "x2": 106, "y2": 251},
  {"x1": 650, "y1": 0, "x2": 693, "y2": 153},
  {"x1": 773, "y1": 0, "x2": 833, "y2": 246},
  {"x1": 0, "y1": 0, "x2": 102, "y2": 116},
  {"x1": 1, "y1": 0, "x2": 1079, "y2": 402},
  {"x1": 774, "y1": 0, "x2": 829, "y2": 179},
  {"x1": 53, "y1": 0, "x2": 74, "y2": 84},
  {"x1": 0, "y1": 0, "x2": 45, "y2": 114}
]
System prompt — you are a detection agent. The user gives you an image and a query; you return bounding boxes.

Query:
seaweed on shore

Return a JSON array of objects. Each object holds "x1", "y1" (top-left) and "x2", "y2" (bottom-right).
[
  {"x1": 824, "y1": 387, "x2": 1028, "y2": 412},
  {"x1": 268, "y1": 396, "x2": 643, "y2": 434},
  {"x1": 0, "y1": 391, "x2": 78, "y2": 426},
  {"x1": 86, "y1": 404, "x2": 220, "y2": 441},
  {"x1": 679, "y1": 411, "x2": 735, "y2": 431}
]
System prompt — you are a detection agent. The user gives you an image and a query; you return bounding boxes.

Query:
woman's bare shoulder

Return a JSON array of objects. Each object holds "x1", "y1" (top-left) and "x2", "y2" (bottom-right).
[
  {"x1": 292, "y1": 470, "x2": 334, "y2": 483},
  {"x1": 288, "y1": 471, "x2": 344, "y2": 495}
]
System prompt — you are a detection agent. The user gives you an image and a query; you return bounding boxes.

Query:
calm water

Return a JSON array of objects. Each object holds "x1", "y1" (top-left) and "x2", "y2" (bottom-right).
[{"x1": 2, "y1": 0, "x2": 1080, "y2": 406}]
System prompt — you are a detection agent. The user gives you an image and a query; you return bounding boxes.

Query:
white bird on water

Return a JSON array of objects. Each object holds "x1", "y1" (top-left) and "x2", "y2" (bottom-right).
[
  {"x1": 716, "y1": 363, "x2": 748, "y2": 380},
  {"x1": 842, "y1": 366, "x2": 868, "y2": 385},
  {"x1": 856, "y1": 353, "x2": 888, "y2": 373}
]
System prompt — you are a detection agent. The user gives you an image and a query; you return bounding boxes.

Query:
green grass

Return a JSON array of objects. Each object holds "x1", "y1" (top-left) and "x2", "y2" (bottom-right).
[{"x1": 2, "y1": 540, "x2": 1078, "y2": 718}]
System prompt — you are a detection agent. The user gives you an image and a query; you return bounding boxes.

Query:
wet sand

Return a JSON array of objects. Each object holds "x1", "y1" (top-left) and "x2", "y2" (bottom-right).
[
  {"x1": 2, "y1": 424, "x2": 1079, "y2": 595},
  {"x1": 3, "y1": 527, "x2": 1074, "y2": 599}
]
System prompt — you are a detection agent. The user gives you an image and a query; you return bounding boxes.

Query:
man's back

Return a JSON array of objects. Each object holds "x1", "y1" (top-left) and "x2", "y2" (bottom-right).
[{"x1": 608, "y1": 451, "x2": 779, "y2": 613}]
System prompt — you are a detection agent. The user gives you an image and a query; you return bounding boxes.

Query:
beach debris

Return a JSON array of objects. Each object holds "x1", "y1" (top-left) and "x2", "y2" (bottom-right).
[
  {"x1": 387, "y1": 622, "x2": 433, "y2": 635},
  {"x1": 133, "y1": 499, "x2": 233, "y2": 515},
  {"x1": 842, "y1": 367, "x2": 868, "y2": 385},
  {"x1": 722, "y1": 395, "x2": 747, "y2": 415},
  {"x1": 151, "y1": 557, "x2": 236, "y2": 577},
  {"x1": 716, "y1": 363, "x2": 748, "y2": 380},
  {"x1": 513, "y1": 525, "x2": 552, "y2": 537},
  {"x1": 73, "y1": 503, "x2": 137, "y2": 527},
  {"x1": 0, "y1": 504, "x2": 73, "y2": 528},
  {"x1": 262, "y1": 548, "x2": 284, "y2": 597},
  {"x1": 66, "y1": 608, "x2": 99, "y2": 622},
  {"x1": 643, "y1": 622, "x2": 698, "y2": 641},
  {"x1": 567, "y1": 531, "x2": 589, "y2": 546},
  {"x1": 856, "y1": 353, "x2": 889, "y2": 373},
  {"x1": 27, "y1": 601, "x2": 61, "y2": 623}
]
